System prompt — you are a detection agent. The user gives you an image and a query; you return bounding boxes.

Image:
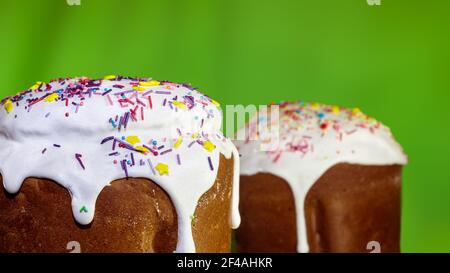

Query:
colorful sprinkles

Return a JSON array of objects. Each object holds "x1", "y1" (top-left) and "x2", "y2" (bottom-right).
[
  {"x1": 1, "y1": 76, "x2": 224, "y2": 178},
  {"x1": 242, "y1": 101, "x2": 389, "y2": 163}
]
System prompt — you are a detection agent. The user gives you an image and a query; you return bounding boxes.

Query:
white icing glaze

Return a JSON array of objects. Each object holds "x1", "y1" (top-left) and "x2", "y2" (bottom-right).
[
  {"x1": 236, "y1": 102, "x2": 407, "y2": 253},
  {"x1": 0, "y1": 76, "x2": 240, "y2": 253}
]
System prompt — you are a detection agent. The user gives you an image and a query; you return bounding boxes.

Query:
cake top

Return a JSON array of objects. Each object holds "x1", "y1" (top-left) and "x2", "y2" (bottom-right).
[
  {"x1": 239, "y1": 101, "x2": 408, "y2": 164},
  {"x1": 237, "y1": 101, "x2": 407, "y2": 253},
  {"x1": 1, "y1": 76, "x2": 223, "y2": 139},
  {"x1": 0, "y1": 76, "x2": 240, "y2": 253}
]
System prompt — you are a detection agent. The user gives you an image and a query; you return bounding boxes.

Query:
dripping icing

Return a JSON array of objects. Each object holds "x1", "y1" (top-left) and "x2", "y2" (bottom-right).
[{"x1": 0, "y1": 76, "x2": 240, "y2": 253}]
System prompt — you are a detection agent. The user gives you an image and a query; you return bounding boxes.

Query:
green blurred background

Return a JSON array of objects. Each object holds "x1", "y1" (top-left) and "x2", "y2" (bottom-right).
[{"x1": 0, "y1": 0, "x2": 449, "y2": 252}]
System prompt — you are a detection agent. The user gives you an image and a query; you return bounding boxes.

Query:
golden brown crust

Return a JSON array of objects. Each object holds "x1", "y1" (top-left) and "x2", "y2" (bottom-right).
[
  {"x1": 235, "y1": 173, "x2": 297, "y2": 253},
  {"x1": 236, "y1": 163, "x2": 402, "y2": 253},
  {"x1": 0, "y1": 155, "x2": 234, "y2": 253}
]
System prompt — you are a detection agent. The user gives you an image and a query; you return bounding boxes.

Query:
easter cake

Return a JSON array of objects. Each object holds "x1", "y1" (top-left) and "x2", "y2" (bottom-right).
[
  {"x1": 235, "y1": 102, "x2": 407, "y2": 253},
  {"x1": 0, "y1": 76, "x2": 240, "y2": 253}
]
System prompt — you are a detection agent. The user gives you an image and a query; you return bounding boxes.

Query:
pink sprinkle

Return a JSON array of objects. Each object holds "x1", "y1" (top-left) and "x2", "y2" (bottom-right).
[
  {"x1": 148, "y1": 96, "x2": 153, "y2": 109},
  {"x1": 106, "y1": 95, "x2": 113, "y2": 105},
  {"x1": 119, "y1": 101, "x2": 128, "y2": 108},
  {"x1": 125, "y1": 98, "x2": 135, "y2": 105},
  {"x1": 273, "y1": 151, "x2": 282, "y2": 163},
  {"x1": 140, "y1": 107, "x2": 144, "y2": 120}
]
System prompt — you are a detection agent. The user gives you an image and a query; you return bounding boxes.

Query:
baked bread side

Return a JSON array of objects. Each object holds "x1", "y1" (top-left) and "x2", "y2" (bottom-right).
[{"x1": 236, "y1": 163, "x2": 401, "y2": 253}]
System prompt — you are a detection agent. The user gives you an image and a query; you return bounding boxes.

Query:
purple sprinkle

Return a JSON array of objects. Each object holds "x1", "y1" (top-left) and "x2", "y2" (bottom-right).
[
  {"x1": 177, "y1": 128, "x2": 182, "y2": 136},
  {"x1": 188, "y1": 141, "x2": 196, "y2": 148},
  {"x1": 140, "y1": 159, "x2": 145, "y2": 166},
  {"x1": 109, "y1": 152, "x2": 119, "y2": 156},
  {"x1": 157, "y1": 145, "x2": 165, "y2": 150},
  {"x1": 102, "y1": 89, "x2": 112, "y2": 96},
  {"x1": 130, "y1": 152, "x2": 135, "y2": 166},
  {"x1": 207, "y1": 156, "x2": 214, "y2": 171},
  {"x1": 163, "y1": 99, "x2": 167, "y2": 106},
  {"x1": 113, "y1": 90, "x2": 134, "y2": 96},
  {"x1": 115, "y1": 138, "x2": 137, "y2": 151},
  {"x1": 124, "y1": 112, "x2": 130, "y2": 129},
  {"x1": 101, "y1": 136, "x2": 114, "y2": 144},
  {"x1": 42, "y1": 148, "x2": 47, "y2": 154},
  {"x1": 121, "y1": 159, "x2": 128, "y2": 178},
  {"x1": 118, "y1": 116, "x2": 123, "y2": 131},
  {"x1": 155, "y1": 91, "x2": 171, "y2": 95},
  {"x1": 75, "y1": 153, "x2": 85, "y2": 170},
  {"x1": 147, "y1": 159, "x2": 156, "y2": 175},
  {"x1": 45, "y1": 112, "x2": 51, "y2": 118},
  {"x1": 53, "y1": 144, "x2": 61, "y2": 148},
  {"x1": 160, "y1": 149, "x2": 172, "y2": 155},
  {"x1": 142, "y1": 90, "x2": 153, "y2": 96},
  {"x1": 136, "y1": 98, "x2": 146, "y2": 106},
  {"x1": 176, "y1": 154, "x2": 181, "y2": 165}
]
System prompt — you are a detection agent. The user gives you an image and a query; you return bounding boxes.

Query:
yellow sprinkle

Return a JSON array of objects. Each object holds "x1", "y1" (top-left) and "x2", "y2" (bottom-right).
[
  {"x1": 126, "y1": 135, "x2": 141, "y2": 145},
  {"x1": 352, "y1": 107, "x2": 361, "y2": 115},
  {"x1": 30, "y1": 81, "x2": 43, "y2": 91},
  {"x1": 44, "y1": 93, "x2": 59, "y2": 102},
  {"x1": 155, "y1": 163, "x2": 169, "y2": 176},
  {"x1": 139, "y1": 80, "x2": 160, "y2": 87},
  {"x1": 211, "y1": 99, "x2": 220, "y2": 107},
  {"x1": 311, "y1": 102, "x2": 320, "y2": 110},
  {"x1": 332, "y1": 106, "x2": 340, "y2": 113},
  {"x1": 192, "y1": 132, "x2": 199, "y2": 139},
  {"x1": 104, "y1": 75, "x2": 116, "y2": 80},
  {"x1": 203, "y1": 141, "x2": 216, "y2": 152},
  {"x1": 174, "y1": 137, "x2": 183, "y2": 149},
  {"x1": 172, "y1": 101, "x2": 187, "y2": 109},
  {"x1": 133, "y1": 86, "x2": 146, "y2": 92},
  {"x1": 135, "y1": 146, "x2": 150, "y2": 154},
  {"x1": 4, "y1": 99, "x2": 13, "y2": 113}
]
